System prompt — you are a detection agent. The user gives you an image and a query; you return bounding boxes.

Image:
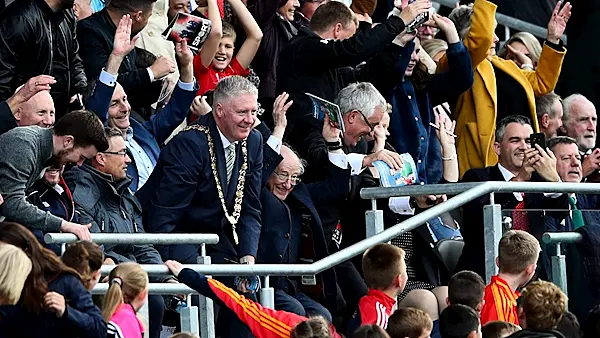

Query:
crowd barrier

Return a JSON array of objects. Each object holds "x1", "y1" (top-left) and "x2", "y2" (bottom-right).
[
  {"x1": 46, "y1": 233, "x2": 219, "y2": 337},
  {"x1": 47, "y1": 182, "x2": 600, "y2": 338},
  {"x1": 542, "y1": 232, "x2": 583, "y2": 297}
]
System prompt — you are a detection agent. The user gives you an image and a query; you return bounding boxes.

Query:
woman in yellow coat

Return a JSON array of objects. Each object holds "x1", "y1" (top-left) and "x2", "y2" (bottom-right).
[{"x1": 437, "y1": 0, "x2": 571, "y2": 177}]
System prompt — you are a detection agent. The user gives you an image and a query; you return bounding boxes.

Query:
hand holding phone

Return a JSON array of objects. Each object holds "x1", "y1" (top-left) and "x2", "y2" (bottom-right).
[{"x1": 530, "y1": 133, "x2": 546, "y2": 150}]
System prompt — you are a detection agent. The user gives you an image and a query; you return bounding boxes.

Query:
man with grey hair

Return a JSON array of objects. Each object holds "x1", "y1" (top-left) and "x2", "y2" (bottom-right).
[
  {"x1": 535, "y1": 92, "x2": 563, "y2": 139},
  {"x1": 560, "y1": 93, "x2": 600, "y2": 178},
  {"x1": 290, "y1": 82, "x2": 405, "y2": 325},
  {"x1": 138, "y1": 75, "x2": 263, "y2": 338}
]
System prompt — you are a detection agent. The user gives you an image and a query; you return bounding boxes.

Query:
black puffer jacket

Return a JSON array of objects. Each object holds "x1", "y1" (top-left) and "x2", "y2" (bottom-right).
[{"x1": 0, "y1": 0, "x2": 87, "y2": 118}]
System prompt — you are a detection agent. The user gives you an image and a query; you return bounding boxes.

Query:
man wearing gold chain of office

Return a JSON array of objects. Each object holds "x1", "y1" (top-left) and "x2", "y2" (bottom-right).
[{"x1": 137, "y1": 75, "x2": 263, "y2": 338}]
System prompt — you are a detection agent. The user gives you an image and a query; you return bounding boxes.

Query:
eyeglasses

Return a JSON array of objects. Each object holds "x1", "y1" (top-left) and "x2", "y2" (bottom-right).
[
  {"x1": 356, "y1": 110, "x2": 375, "y2": 133},
  {"x1": 273, "y1": 171, "x2": 301, "y2": 185},
  {"x1": 101, "y1": 150, "x2": 128, "y2": 157}
]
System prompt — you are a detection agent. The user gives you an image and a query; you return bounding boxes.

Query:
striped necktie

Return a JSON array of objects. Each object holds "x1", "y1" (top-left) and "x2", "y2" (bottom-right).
[{"x1": 225, "y1": 143, "x2": 236, "y2": 184}]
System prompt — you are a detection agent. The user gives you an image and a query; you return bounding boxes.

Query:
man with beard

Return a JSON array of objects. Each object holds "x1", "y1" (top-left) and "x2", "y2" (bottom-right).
[
  {"x1": 78, "y1": 0, "x2": 178, "y2": 118},
  {"x1": 0, "y1": 110, "x2": 108, "y2": 241},
  {"x1": 458, "y1": 115, "x2": 562, "y2": 278},
  {"x1": 0, "y1": 0, "x2": 88, "y2": 120}
]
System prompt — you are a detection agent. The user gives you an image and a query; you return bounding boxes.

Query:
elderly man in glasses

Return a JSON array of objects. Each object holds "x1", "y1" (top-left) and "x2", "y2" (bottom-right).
[{"x1": 256, "y1": 134, "x2": 349, "y2": 321}]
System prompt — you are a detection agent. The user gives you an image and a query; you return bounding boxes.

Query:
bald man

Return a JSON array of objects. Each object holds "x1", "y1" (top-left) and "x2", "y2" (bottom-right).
[{"x1": 15, "y1": 89, "x2": 55, "y2": 128}]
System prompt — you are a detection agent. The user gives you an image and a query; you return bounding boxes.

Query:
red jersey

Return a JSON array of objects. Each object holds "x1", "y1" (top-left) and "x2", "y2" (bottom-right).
[
  {"x1": 480, "y1": 275, "x2": 520, "y2": 325},
  {"x1": 193, "y1": 56, "x2": 250, "y2": 96},
  {"x1": 178, "y1": 268, "x2": 341, "y2": 338},
  {"x1": 358, "y1": 289, "x2": 397, "y2": 329}
]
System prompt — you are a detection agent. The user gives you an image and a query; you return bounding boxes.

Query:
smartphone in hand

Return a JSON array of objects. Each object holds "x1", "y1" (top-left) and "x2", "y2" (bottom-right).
[{"x1": 530, "y1": 133, "x2": 546, "y2": 150}]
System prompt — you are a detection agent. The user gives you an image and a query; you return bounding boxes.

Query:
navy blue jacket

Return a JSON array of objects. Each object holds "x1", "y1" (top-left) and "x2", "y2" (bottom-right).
[
  {"x1": 136, "y1": 113, "x2": 263, "y2": 262},
  {"x1": 0, "y1": 273, "x2": 106, "y2": 338},
  {"x1": 257, "y1": 124, "x2": 346, "y2": 312},
  {"x1": 86, "y1": 75, "x2": 197, "y2": 191},
  {"x1": 26, "y1": 177, "x2": 79, "y2": 254},
  {"x1": 388, "y1": 41, "x2": 473, "y2": 184},
  {"x1": 0, "y1": 101, "x2": 16, "y2": 135}
]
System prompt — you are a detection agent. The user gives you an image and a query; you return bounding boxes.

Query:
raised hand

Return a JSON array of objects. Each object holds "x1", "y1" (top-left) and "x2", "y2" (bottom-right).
[
  {"x1": 272, "y1": 92, "x2": 292, "y2": 132},
  {"x1": 112, "y1": 15, "x2": 138, "y2": 58},
  {"x1": 175, "y1": 39, "x2": 194, "y2": 68},
  {"x1": 505, "y1": 44, "x2": 533, "y2": 68},
  {"x1": 7, "y1": 75, "x2": 56, "y2": 112},
  {"x1": 547, "y1": 1, "x2": 571, "y2": 44},
  {"x1": 397, "y1": 0, "x2": 432, "y2": 26},
  {"x1": 431, "y1": 13, "x2": 459, "y2": 43}
]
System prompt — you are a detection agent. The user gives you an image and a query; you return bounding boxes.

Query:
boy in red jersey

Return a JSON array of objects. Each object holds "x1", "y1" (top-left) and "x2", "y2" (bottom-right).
[
  {"x1": 480, "y1": 230, "x2": 540, "y2": 326},
  {"x1": 347, "y1": 243, "x2": 408, "y2": 334}
]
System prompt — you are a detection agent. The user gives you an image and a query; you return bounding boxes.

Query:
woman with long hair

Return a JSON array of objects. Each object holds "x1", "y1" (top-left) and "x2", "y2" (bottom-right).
[
  {"x1": 0, "y1": 222, "x2": 106, "y2": 338},
  {"x1": 103, "y1": 262, "x2": 148, "y2": 338},
  {"x1": 62, "y1": 240, "x2": 104, "y2": 291}
]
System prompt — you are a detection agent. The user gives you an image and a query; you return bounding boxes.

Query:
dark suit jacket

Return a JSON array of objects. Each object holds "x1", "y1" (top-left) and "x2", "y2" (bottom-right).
[
  {"x1": 257, "y1": 125, "x2": 347, "y2": 312},
  {"x1": 136, "y1": 114, "x2": 263, "y2": 262},
  {"x1": 0, "y1": 101, "x2": 16, "y2": 135},
  {"x1": 287, "y1": 116, "x2": 367, "y2": 244},
  {"x1": 458, "y1": 165, "x2": 567, "y2": 278}
]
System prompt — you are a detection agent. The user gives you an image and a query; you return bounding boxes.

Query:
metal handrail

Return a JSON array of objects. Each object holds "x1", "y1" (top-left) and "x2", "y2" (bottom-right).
[
  {"x1": 92, "y1": 283, "x2": 198, "y2": 295},
  {"x1": 542, "y1": 232, "x2": 583, "y2": 244},
  {"x1": 98, "y1": 182, "x2": 600, "y2": 276},
  {"x1": 433, "y1": 0, "x2": 567, "y2": 44},
  {"x1": 45, "y1": 233, "x2": 220, "y2": 245}
]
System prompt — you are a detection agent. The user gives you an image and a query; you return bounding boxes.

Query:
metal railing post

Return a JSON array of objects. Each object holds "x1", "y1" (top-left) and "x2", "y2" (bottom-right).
[
  {"x1": 260, "y1": 276, "x2": 275, "y2": 309},
  {"x1": 551, "y1": 243, "x2": 569, "y2": 299},
  {"x1": 140, "y1": 293, "x2": 149, "y2": 338},
  {"x1": 365, "y1": 199, "x2": 384, "y2": 237},
  {"x1": 197, "y1": 244, "x2": 215, "y2": 338},
  {"x1": 483, "y1": 196, "x2": 502, "y2": 283}
]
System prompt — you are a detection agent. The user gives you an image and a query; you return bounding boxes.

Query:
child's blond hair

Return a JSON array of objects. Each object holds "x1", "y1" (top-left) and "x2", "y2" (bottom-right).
[
  {"x1": 498, "y1": 230, "x2": 540, "y2": 274},
  {"x1": 102, "y1": 262, "x2": 149, "y2": 321}
]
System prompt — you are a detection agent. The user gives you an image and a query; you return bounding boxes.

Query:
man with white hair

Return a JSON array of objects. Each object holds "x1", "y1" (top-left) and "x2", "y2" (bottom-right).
[
  {"x1": 290, "y1": 82, "x2": 406, "y2": 327},
  {"x1": 137, "y1": 75, "x2": 263, "y2": 338},
  {"x1": 258, "y1": 143, "x2": 345, "y2": 321},
  {"x1": 560, "y1": 93, "x2": 599, "y2": 178}
]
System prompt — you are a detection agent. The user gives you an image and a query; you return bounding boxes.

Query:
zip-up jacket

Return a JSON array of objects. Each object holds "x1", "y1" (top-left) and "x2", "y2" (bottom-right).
[
  {"x1": 347, "y1": 289, "x2": 397, "y2": 335},
  {"x1": 0, "y1": 0, "x2": 87, "y2": 119},
  {"x1": 178, "y1": 268, "x2": 342, "y2": 338},
  {"x1": 64, "y1": 164, "x2": 171, "y2": 282},
  {"x1": 26, "y1": 176, "x2": 79, "y2": 253}
]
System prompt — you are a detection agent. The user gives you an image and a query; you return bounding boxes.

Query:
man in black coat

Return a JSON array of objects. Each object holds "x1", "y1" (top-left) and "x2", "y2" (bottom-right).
[
  {"x1": 459, "y1": 115, "x2": 563, "y2": 279},
  {"x1": 276, "y1": 0, "x2": 432, "y2": 135},
  {"x1": 77, "y1": 0, "x2": 176, "y2": 119},
  {"x1": 0, "y1": 0, "x2": 87, "y2": 119},
  {"x1": 137, "y1": 76, "x2": 263, "y2": 338}
]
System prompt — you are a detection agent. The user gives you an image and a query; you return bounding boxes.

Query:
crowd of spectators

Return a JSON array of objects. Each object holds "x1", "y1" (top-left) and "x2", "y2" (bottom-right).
[{"x1": 1, "y1": 0, "x2": 600, "y2": 336}]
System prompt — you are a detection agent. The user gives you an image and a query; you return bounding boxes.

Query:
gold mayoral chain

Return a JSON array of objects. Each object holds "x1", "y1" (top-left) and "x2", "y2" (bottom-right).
[{"x1": 183, "y1": 125, "x2": 248, "y2": 245}]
